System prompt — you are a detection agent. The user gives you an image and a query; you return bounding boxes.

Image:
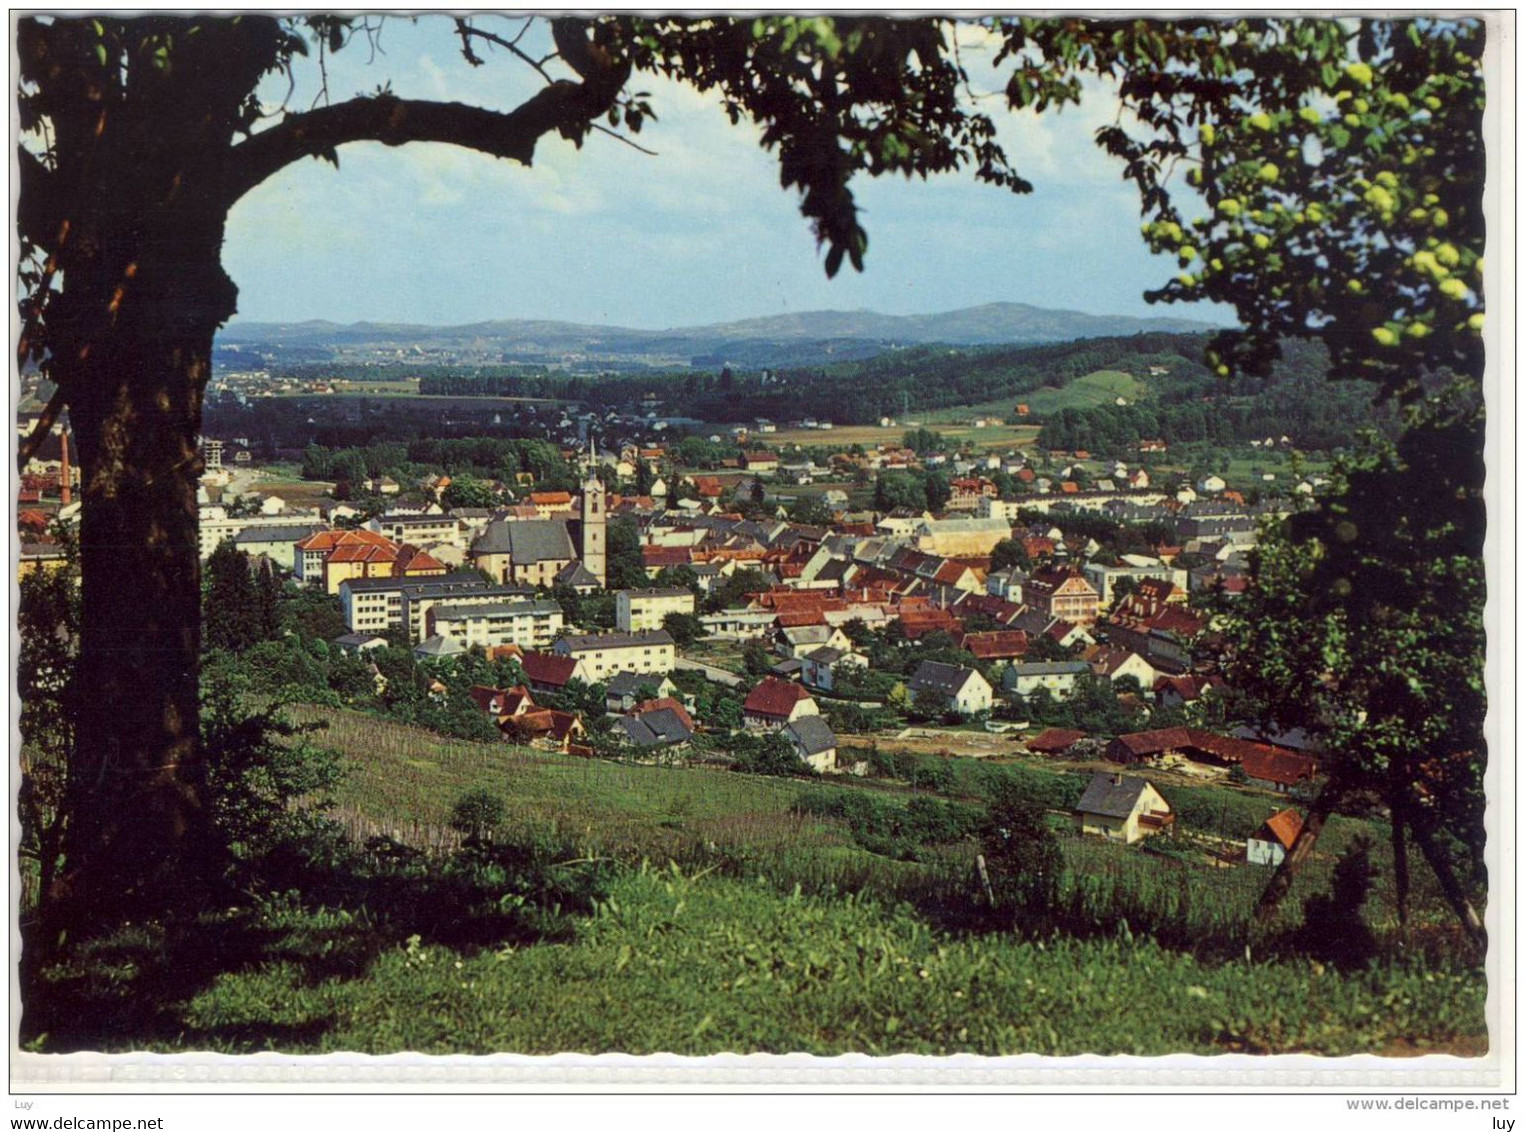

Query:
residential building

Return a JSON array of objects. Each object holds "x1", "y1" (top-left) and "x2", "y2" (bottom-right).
[
  {"x1": 1022, "y1": 566, "x2": 1100, "y2": 625},
  {"x1": 1073, "y1": 772, "x2": 1175, "y2": 844},
  {"x1": 366, "y1": 513, "x2": 464, "y2": 547},
  {"x1": 1003, "y1": 660, "x2": 1091, "y2": 700},
  {"x1": 553, "y1": 630, "x2": 676, "y2": 683},
  {"x1": 605, "y1": 672, "x2": 681, "y2": 713},
  {"x1": 908, "y1": 661, "x2": 993, "y2": 716},
  {"x1": 783, "y1": 716, "x2": 839, "y2": 773},
  {"x1": 1248, "y1": 809, "x2": 1304, "y2": 866},
  {"x1": 428, "y1": 599, "x2": 565, "y2": 651},
  {"x1": 519, "y1": 651, "x2": 589, "y2": 696},
  {"x1": 331, "y1": 632, "x2": 387, "y2": 655},
  {"x1": 231, "y1": 523, "x2": 322, "y2": 572},
  {"x1": 799, "y1": 646, "x2": 866, "y2": 693},
  {"x1": 615, "y1": 587, "x2": 696, "y2": 633},
  {"x1": 742, "y1": 677, "x2": 820, "y2": 731},
  {"x1": 199, "y1": 509, "x2": 321, "y2": 560}
]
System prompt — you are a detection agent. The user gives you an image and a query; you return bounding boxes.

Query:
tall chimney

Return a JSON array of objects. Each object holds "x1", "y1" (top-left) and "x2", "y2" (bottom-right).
[{"x1": 59, "y1": 429, "x2": 72, "y2": 506}]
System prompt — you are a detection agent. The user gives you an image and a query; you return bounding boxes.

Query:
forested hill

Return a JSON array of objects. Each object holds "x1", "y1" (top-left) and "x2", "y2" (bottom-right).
[
  {"x1": 1035, "y1": 339, "x2": 1401, "y2": 452},
  {"x1": 416, "y1": 332, "x2": 1397, "y2": 449},
  {"x1": 422, "y1": 334, "x2": 1213, "y2": 422}
]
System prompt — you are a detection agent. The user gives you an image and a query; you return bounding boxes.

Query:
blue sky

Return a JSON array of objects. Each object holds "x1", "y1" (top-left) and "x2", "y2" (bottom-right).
[{"x1": 224, "y1": 17, "x2": 1220, "y2": 330}]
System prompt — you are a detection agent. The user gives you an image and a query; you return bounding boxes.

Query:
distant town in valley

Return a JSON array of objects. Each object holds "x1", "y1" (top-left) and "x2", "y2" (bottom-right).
[{"x1": 16, "y1": 299, "x2": 1483, "y2": 1057}]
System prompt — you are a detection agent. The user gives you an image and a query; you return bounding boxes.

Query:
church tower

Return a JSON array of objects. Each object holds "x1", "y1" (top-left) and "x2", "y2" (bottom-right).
[{"x1": 580, "y1": 447, "x2": 607, "y2": 587}]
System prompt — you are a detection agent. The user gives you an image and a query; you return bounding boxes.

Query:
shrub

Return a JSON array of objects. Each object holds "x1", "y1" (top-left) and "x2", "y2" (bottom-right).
[
  {"x1": 980, "y1": 785, "x2": 1064, "y2": 927},
  {"x1": 1299, "y1": 835, "x2": 1378, "y2": 969},
  {"x1": 449, "y1": 789, "x2": 507, "y2": 846}
]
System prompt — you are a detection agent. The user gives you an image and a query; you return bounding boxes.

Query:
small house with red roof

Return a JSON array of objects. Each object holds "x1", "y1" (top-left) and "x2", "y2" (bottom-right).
[
  {"x1": 1026, "y1": 727, "x2": 1088, "y2": 756},
  {"x1": 1248, "y1": 809, "x2": 1304, "y2": 866},
  {"x1": 518, "y1": 650, "x2": 587, "y2": 696},
  {"x1": 742, "y1": 676, "x2": 820, "y2": 731}
]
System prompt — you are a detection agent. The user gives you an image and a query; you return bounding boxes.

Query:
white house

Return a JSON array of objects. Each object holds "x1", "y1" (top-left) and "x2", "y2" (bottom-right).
[
  {"x1": 783, "y1": 716, "x2": 839, "y2": 773},
  {"x1": 1247, "y1": 809, "x2": 1304, "y2": 866},
  {"x1": 1003, "y1": 660, "x2": 1091, "y2": 700},
  {"x1": 800, "y1": 646, "x2": 867, "y2": 693},
  {"x1": 908, "y1": 661, "x2": 993, "y2": 716}
]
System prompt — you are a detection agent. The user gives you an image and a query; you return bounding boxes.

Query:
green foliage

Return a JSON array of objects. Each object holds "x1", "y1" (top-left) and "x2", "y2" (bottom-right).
[
  {"x1": 999, "y1": 18, "x2": 1484, "y2": 398},
  {"x1": 1300, "y1": 837, "x2": 1379, "y2": 969},
  {"x1": 726, "y1": 731, "x2": 814, "y2": 778},
  {"x1": 204, "y1": 540, "x2": 279, "y2": 653},
  {"x1": 792, "y1": 787, "x2": 980, "y2": 861},
  {"x1": 26, "y1": 861, "x2": 1485, "y2": 1055},
  {"x1": 18, "y1": 529, "x2": 79, "y2": 910},
  {"x1": 662, "y1": 611, "x2": 705, "y2": 648},
  {"x1": 198, "y1": 663, "x2": 346, "y2": 885},
  {"x1": 449, "y1": 789, "x2": 507, "y2": 846},
  {"x1": 605, "y1": 517, "x2": 647, "y2": 591},
  {"x1": 981, "y1": 790, "x2": 1064, "y2": 925},
  {"x1": 442, "y1": 474, "x2": 499, "y2": 510},
  {"x1": 902, "y1": 427, "x2": 946, "y2": 454},
  {"x1": 989, "y1": 538, "x2": 1030, "y2": 574},
  {"x1": 1224, "y1": 393, "x2": 1485, "y2": 887}
]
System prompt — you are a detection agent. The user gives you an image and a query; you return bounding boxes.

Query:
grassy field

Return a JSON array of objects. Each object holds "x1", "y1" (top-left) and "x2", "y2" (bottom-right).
[
  {"x1": 141, "y1": 865, "x2": 1479, "y2": 1056},
  {"x1": 24, "y1": 705, "x2": 1485, "y2": 1055}
]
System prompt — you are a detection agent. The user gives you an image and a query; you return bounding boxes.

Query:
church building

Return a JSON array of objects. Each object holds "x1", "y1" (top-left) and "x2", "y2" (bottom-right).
[{"x1": 470, "y1": 470, "x2": 606, "y2": 590}]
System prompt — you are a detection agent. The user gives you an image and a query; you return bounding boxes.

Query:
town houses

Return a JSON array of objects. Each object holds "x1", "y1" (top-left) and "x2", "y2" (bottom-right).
[{"x1": 111, "y1": 405, "x2": 1322, "y2": 796}]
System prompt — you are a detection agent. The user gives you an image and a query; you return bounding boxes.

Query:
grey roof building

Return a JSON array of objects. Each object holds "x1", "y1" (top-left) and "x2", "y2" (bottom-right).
[
  {"x1": 557, "y1": 629, "x2": 675, "y2": 651},
  {"x1": 783, "y1": 715, "x2": 837, "y2": 759},
  {"x1": 613, "y1": 706, "x2": 694, "y2": 748},
  {"x1": 412, "y1": 634, "x2": 466, "y2": 659},
  {"x1": 909, "y1": 660, "x2": 981, "y2": 697},
  {"x1": 470, "y1": 519, "x2": 576, "y2": 563},
  {"x1": 1074, "y1": 772, "x2": 1155, "y2": 819},
  {"x1": 234, "y1": 523, "x2": 322, "y2": 546}
]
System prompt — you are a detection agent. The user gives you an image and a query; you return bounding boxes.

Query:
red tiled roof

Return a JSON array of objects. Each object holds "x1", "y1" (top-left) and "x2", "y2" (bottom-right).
[
  {"x1": 632, "y1": 696, "x2": 695, "y2": 731},
  {"x1": 898, "y1": 608, "x2": 962, "y2": 640},
  {"x1": 777, "y1": 610, "x2": 828, "y2": 628},
  {"x1": 327, "y1": 542, "x2": 399, "y2": 565},
  {"x1": 1242, "y1": 748, "x2": 1318, "y2": 787},
  {"x1": 529, "y1": 491, "x2": 573, "y2": 505},
  {"x1": 297, "y1": 529, "x2": 394, "y2": 552},
  {"x1": 397, "y1": 544, "x2": 447, "y2": 574},
  {"x1": 743, "y1": 676, "x2": 814, "y2": 719},
  {"x1": 1110, "y1": 726, "x2": 1196, "y2": 757},
  {"x1": 642, "y1": 546, "x2": 692, "y2": 568},
  {"x1": 1109, "y1": 727, "x2": 1313, "y2": 777},
  {"x1": 1026, "y1": 727, "x2": 1087, "y2": 754},
  {"x1": 932, "y1": 561, "x2": 971, "y2": 585},
  {"x1": 1260, "y1": 809, "x2": 1304, "y2": 850},
  {"x1": 957, "y1": 630, "x2": 1030, "y2": 660},
  {"x1": 468, "y1": 685, "x2": 504, "y2": 713},
  {"x1": 519, "y1": 651, "x2": 580, "y2": 688}
]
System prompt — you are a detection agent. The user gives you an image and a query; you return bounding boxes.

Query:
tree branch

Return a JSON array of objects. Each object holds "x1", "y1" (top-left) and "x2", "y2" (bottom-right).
[
  {"x1": 18, "y1": 147, "x2": 64, "y2": 253},
  {"x1": 221, "y1": 30, "x2": 631, "y2": 207},
  {"x1": 17, "y1": 387, "x2": 66, "y2": 477}
]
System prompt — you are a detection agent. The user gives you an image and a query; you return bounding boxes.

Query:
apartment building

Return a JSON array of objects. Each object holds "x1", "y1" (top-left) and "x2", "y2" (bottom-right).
[
  {"x1": 614, "y1": 587, "x2": 696, "y2": 632},
  {"x1": 552, "y1": 630, "x2": 676, "y2": 683}
]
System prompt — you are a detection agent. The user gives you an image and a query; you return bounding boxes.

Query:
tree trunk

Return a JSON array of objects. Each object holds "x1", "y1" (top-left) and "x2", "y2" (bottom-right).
[
  {"x1": 1409, "y1": 822, "x2": 1487, "y2": 950},
  {"x1": 1254, "y1": 775, "x2": 1344, "y2": 923},
  {"x1": 1391, "y1": 796, "x2": 1411, "y2": 938},
  {"x1": 53, "y1": 317, "x2": 223, "y2": 924},
  {"x1": 42, "y1": 146, "x2": 241, "y2": 928}
]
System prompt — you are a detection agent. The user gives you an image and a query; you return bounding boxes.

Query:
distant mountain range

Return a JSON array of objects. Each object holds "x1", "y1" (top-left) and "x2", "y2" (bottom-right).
[{"x1": 217, "y1": 302, "x2": 1223, "y2": 371}]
